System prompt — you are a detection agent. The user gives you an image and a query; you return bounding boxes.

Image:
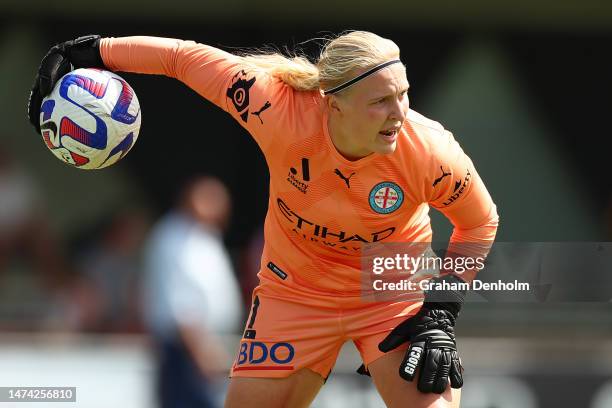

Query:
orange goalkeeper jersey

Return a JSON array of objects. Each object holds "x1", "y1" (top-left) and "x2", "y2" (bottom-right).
[{"x1": 100, "y1": 37, "x2": 499, "y2": 294}]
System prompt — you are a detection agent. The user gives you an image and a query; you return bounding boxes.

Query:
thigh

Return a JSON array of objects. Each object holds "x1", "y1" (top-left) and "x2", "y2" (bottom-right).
[
  {"x1": 230, "y1": 284, "x2": 344, "y2": 379},
  {"x1": 348, "y1": 300, "x2": 421, "y2": 368},
  {"x1": 225, "y1": 368, "x2": 324, "y2": 408},
  {"x1": 368, "y1": 349, "x2": 461, "y2": 408}
]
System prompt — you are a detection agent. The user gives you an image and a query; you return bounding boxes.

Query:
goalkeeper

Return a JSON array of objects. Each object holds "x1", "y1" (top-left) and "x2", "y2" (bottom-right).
[{"x1": 28, "y1": 32, "x2": 498, "y2": 408}]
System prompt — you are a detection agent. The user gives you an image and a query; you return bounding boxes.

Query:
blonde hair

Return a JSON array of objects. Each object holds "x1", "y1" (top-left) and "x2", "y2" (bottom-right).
[{"x1": 240, "y1": 31, "x2": 400, "y2": 93}]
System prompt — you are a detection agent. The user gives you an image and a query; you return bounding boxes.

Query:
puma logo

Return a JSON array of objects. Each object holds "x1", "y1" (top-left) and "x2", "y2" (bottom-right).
[
  {"x1": 251, "y1": 101, "x2": 272, "y2": 124},
  {"x1": 334, "y1": 168, "x2": 355, "y2": 188},
  {"x1": 432, "y1": 166, "x2": 451, "y2": 187}
]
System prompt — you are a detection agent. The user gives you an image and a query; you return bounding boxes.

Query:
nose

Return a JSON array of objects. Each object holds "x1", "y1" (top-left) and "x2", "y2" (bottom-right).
[{"x1": 389, "y1": 97, "x2": 407, "y2": 123}]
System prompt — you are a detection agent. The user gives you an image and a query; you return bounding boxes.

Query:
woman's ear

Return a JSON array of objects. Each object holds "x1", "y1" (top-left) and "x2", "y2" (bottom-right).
[{"x1": 327, "y1": 95, "x2": 343, "y2": 114}]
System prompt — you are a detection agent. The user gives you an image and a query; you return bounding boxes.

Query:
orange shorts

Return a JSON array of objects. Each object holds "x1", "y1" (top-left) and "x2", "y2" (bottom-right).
[{"x1": 230, "y1": 274, "x2": 423, "y2": 379}]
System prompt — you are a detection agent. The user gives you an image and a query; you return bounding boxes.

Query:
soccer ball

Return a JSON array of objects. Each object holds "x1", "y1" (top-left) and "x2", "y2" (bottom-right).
[{"x1": 39, "y1": 68, "x2": 141, "y2": 169}]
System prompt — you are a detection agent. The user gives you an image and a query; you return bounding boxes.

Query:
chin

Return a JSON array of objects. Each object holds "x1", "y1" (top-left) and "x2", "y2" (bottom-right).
[{"x1": 375, "y1": 141, "x2": 398, "y2": 155}]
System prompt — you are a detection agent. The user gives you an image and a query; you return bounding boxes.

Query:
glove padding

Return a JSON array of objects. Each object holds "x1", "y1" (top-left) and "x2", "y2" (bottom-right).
[
  {"x1": 378, "y1": 308, "x2": 463, "y2": 394},
  {"x1": 28, "y1": 35, "x2": 104, "y2": 134}
]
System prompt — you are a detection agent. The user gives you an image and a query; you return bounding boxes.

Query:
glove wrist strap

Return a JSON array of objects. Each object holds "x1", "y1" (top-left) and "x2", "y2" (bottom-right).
[
  {"x1": 422, "y1": 274, "x2": 466, "y2": 318},
  {"x1": 67, "y1": 35, "x2": 105, "y2": 69}
]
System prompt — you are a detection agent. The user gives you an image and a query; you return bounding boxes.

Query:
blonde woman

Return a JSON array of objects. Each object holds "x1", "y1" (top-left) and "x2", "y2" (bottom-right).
[{"x1": 28, "y1": 31, "x2": 499, "y2": 408}]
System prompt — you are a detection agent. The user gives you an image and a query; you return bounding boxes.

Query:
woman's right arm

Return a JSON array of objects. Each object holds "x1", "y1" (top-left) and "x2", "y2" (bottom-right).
[
  {"x1": 100, "y1": 36, "x2": 292, "y2": 151},
  {"x1": 101, "y1": 37, "x2": 239, "y2": 109}
]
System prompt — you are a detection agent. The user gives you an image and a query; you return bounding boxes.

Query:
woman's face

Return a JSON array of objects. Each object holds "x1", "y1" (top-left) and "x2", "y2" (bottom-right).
[{"x1": 327, "y1": 63, "x2": 409, "y2": 160}]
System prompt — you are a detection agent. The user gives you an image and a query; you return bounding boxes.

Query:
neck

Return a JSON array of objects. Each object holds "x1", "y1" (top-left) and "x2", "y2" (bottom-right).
[{"x1": 327, "y1": 114, "x2": 371, "y2": 161}]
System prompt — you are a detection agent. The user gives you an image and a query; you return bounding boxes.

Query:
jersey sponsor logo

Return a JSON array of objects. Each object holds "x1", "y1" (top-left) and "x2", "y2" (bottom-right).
[
  {"x1": 226, "y1": 70, "x2": 256, "y2": 122},
  {"x1": 432, "y1": 165, "x2": 451, "y2": 187},
  {"x1": 234, "y1": 341, "x2": 295, "y2": 371},
  {"x1": 369, "y1": 182, "x2": 404, "y2": 214},
  {"x1": 252, "y1": 100, "x2": 271, "y2": 124},
  {"x1": 277, "y1": 198, "x2": 395, "y2": 251},
  {"x1": 442, "y1": 169, "x2": 471, "y2": 206},
  {"x1": 287, "y1": 158, "x2": 310, "y2": 193},
  {"x1": 334, "y1": 168, "x2": 355, "y2": 188}
]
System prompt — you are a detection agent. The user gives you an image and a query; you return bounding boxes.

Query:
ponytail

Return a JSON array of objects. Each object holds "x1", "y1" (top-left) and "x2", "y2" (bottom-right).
[
  {"x1": 241, "y1": 53, "x2": 320, "y2": 91},
  {"x1": 240, "y1": 31, "x2": 400, "y2": 93}
]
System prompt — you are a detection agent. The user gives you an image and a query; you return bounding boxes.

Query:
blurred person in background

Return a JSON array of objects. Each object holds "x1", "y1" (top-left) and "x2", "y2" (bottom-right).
[
  {"x1": 0, "y1": 144, "x2": 65, "y2": 286},
  {"x1": 0, "y1": 144, "x2": 71, "y2": 329},
  {"x1": 141, "y1": 176, "x2": 243, "y2": 408},
  {"x1": 70, "y1": 209, "x2": 149, "y2": 333},
  {"x1": 28, "y1": 31, "x2": 498, "y2": 408}
]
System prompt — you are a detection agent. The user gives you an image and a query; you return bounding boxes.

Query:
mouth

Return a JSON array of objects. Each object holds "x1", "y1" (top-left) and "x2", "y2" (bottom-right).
[{"x1": 378, "y1": 128, "x2": 399, "y2": 142}]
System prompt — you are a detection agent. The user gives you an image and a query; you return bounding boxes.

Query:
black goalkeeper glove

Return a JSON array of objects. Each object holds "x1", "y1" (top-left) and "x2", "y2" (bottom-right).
[
  {"x1": 378, "y1": 274, "x2": 466, "y2": 394},
  {"x1": 27, "y1": 35, "x2": 105, "y2": 134}
]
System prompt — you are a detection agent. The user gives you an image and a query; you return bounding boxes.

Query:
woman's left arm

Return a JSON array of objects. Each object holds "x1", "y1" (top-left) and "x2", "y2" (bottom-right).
[{"x1": 428, "y1": 130, "x2": 499, "y2": 282}]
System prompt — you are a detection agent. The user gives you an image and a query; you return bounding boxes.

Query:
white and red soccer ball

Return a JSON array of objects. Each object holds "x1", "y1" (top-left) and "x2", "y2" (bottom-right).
[{"x1": 39, "y1": 68, "x2": 141, "y2": 169}]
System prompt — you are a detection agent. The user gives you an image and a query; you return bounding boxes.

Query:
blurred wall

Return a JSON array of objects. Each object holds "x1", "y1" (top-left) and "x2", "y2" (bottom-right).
[{"x1": 3, "y1": 0, "x2": 612, "y2": 29}]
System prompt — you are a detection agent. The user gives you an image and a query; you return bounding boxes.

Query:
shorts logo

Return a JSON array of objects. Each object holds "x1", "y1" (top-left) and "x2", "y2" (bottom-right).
[
  {"x1": 369, "y1": 182, "x2": 404, "y2": 214},
  {"x1": 234, "y1": 341, "x2": 295, "y2": 371}
]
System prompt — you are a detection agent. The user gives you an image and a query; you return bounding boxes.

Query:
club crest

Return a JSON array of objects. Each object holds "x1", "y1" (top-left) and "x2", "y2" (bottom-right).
[{"x1": 369, "y1": 182, "x2": 404, "y2": 214}]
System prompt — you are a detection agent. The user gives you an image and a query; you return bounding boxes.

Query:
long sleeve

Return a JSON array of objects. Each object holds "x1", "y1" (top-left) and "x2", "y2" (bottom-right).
[
  {"x1": 428, "y1": 130, "x2": 499, "y2": 281},
  {"x1": 99, "y1": 36, "x2": 302, "y2": 153},
  {"x1": 101, "y1": 37, "x2": 239, "y2": 108}
]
